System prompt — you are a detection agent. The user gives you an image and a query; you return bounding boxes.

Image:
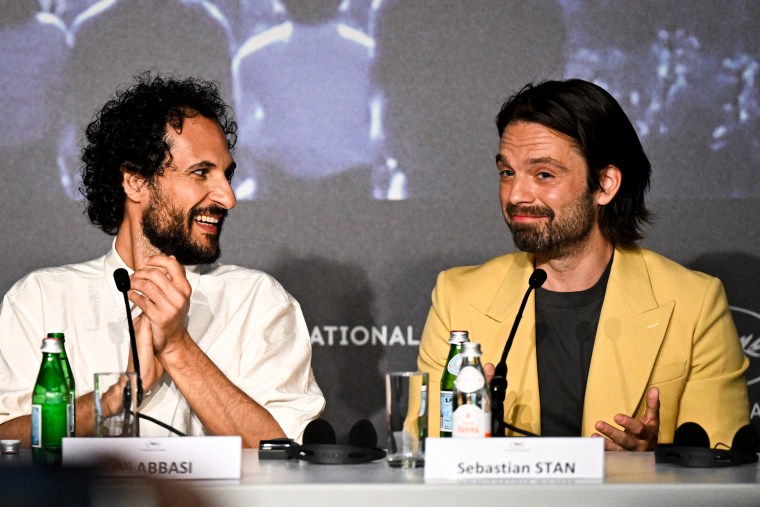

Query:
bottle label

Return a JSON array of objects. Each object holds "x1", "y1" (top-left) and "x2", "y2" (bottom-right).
[
  {"x1": 67, "y1": 400, "x2": 75, "y2": 437},
  {"x1": 31, "y1": 404, "x2": 41, "y2": 448},
  {"x1": 452, "y1": 404, "x2": 491, "y2": 438},
  {"x1": 440, "y1": 391, "x2": 453, "y2": 432},
  {"x1": 454, "y1": 366, "x2": 485, "y2": 393},
  {"x1": 446, "y1": 353, "x2": 463, "y2": 375}
]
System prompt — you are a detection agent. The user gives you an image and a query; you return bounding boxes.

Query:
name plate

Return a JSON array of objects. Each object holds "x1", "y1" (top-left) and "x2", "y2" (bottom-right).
[
  {"x1": 62, "y1": 436, "x2": 242, "y2": 479},
  {"x1": 424, "y1": 437, "x2": 604, "y2": 481}
]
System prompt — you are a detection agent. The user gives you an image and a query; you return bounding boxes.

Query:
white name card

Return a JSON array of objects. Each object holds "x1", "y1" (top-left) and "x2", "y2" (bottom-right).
[
  {"x1": 424, "y1": 437, "x2": 604, "y2": 481},
  {"x1": 62, "y1": 436, "x2": 242, "y2": 479}
]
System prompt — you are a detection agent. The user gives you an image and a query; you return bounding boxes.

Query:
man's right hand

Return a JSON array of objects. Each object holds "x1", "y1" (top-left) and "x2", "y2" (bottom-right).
[{"x1": 128, "y1": 313, "x2": 164, "y2": 392}]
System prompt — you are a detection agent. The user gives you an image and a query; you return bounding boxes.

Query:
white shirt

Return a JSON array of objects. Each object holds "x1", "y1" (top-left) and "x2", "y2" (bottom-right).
[{"x1": 0, "y1": 243, "x2": 325, "y2": 441}]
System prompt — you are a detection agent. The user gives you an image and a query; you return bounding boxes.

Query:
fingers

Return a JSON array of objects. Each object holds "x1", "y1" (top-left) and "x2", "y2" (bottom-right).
[
  {"x1": 593, "y1": 386, "x2": 661, "y2": 451},
  {"x1": 614, "y1": 413, "x2": 648, "y2": 438},
  {"x1": 595, "y1": 410, "x2": 659, "y2": 451},
  {"x1": 644, "y1": 386, "x2": 660, "y2": 423},
  {"x1": 126, "y1": 315, "x2": 164, "y2": 389},
  {"x1": 144, "y1": 255, "x2": 187, "y2": 284},
  {"x1": 126, "y1": 255, "x2": 192, "y2": 354},
  {"x1": 128, "y1": 256, "x2": 190, "y2": 317},
  {"x1": 594, "y1": 421, "x2": 631, "y2": 451},
  {"x1": 102, "y1": 382, "x2": 126, "y2": 418},
  {"x1": 129, "y1": 273, "x2": 183, "y2": 314},
  {"x1": 591, "y1": 432, "x2": 625, "y2": 451},
  {"x1": 131, "y1": 257, "x2": 189, "y2": 296},
  {"x1": 594, "y1": 417, "x2": 648, "y2": 451},
  {"x1": 483, "y1": 363, "x2": 495, "y2": 385},
  {"x1": 134, "y1": 314, "x2": 154, "y2": 357},
  {"x1": 126, "y1": 315, "x2": 151, "y2": 373}
]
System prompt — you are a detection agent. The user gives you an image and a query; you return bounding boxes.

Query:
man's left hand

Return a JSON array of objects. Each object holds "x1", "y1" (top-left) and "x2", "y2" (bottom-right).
[
  {"x1": 128, "y1": 255, "x2": 192, "y2": 355},
  {"x1": 593, "y1": 386, "x2": 660, "y2": 451},
  {"x1": 483, "y1": 362, "x2": 495, "y2": 384}
]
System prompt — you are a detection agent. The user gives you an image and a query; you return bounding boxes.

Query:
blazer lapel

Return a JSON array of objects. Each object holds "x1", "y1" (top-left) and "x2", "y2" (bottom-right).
[
  {"x1": 470, "y1": 252, "x2": 541, "y2": 435},
  {"x1": 581, "y1": 248, "x2": 674, "y2": 435}
]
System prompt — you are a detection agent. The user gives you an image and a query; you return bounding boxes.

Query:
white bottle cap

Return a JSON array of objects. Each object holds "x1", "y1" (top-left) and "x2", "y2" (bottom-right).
[
  {"x1": 0, "y1": 440, "x2": 21, "y2": 454},
  {"x1": 462, "y1": 341, "x2": 481, "y2": 357},
  {"x1": 448, "y1": 330, "x2": 470, "y2": 344},
  {"x1": 40, "y1": 338, "x2": 63, "y2": 353}
]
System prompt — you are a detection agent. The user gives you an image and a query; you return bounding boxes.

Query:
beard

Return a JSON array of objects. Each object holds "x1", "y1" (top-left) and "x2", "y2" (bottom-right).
[
  {"x1": 505, "y1": 189, "x2": 595, "y2": 259},
  {"x1": 142, "y1": 187, "x2": 227, "y2": 265}
]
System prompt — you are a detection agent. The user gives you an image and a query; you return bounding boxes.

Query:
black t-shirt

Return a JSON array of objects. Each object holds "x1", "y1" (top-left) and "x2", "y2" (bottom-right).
[{"x1": 535, "y1": 258, "x2": 613, "y2": 436}]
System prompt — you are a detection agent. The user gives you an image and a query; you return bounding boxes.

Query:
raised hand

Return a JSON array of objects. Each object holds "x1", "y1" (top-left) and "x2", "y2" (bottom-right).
[{"x1": 593, "y1": 387, "x2": 660, "y2": 451}]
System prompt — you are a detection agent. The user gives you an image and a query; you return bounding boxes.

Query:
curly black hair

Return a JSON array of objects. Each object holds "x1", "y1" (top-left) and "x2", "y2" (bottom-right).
[{"x1": 80, "y1": 72, "x2": 237, "y2": 235}]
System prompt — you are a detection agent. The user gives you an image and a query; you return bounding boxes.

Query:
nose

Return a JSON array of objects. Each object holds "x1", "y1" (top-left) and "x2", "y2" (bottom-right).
[
  {"x1": 502, "y1": 174, "x2": 534, "y2": 206},
  {"x1": 212, "y1": 174, "x2": 237, "y2": 210}
]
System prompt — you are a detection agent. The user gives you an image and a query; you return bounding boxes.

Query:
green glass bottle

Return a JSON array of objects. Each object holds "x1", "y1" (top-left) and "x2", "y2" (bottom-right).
[
  {"x1": 48, "y1": 332, "x2": 76, "y2": 437},
  {"x1": 31, "y1": 338, "x2": 70, "y2": 466},
  {"x1": 439, "y1": 330, "x2": 469, "y2": 437}
]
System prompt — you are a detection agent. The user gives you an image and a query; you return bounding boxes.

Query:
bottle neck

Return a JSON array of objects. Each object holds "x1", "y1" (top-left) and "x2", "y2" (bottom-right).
[
  {"x1": 446, "y1": 344, "x2": 463, "y2": 360},
  {"x1": 41, "y1": 352, "x2": 63, "y2": 376},
  {"x1": 36, "y1": 352, "x2": 67, "y2": 392}
]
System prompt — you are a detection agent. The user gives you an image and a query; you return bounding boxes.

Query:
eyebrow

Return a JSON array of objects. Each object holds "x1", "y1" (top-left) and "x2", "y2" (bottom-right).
[
  {"x1": 186, "y1": 160, "x2": 237, "y2": 173},
  {"x1": 527, "y1": 157, "x2": 570, "y2": 172},
  {"x1": 187, "y1": 160, "x2": 215, "y2": 172},
  {"x1": 495, "y1": 154, "x2": 569, "y2": 172},
  {"x1": 495, "y1": 154, "x2": 511, "y2": 167}
]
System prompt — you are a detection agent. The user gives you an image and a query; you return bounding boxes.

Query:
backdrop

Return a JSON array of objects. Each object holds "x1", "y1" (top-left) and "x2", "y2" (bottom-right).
[{"x1": 2, "y1": 0, "x2": 759, "y2": 441}]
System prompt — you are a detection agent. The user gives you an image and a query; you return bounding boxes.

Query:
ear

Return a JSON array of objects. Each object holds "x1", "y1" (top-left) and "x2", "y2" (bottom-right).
[
  {"x1": 122, "y1": 168, "x2": 147, "y2": 203},
  {"x1": 596, "y1": 165, "x2": 621, "y2": 206}
]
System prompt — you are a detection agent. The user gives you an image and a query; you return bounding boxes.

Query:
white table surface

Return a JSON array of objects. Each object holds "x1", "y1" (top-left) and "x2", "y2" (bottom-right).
[
  {"x1": 4, "y1": 448, "x2": 760, "y2": 506},
  {"x1": 84, "y1": 449, "x2": 760, "y2": 507}
]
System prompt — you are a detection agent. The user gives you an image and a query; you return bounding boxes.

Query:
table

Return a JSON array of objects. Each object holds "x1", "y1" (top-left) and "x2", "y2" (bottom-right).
[{"x1": 3, "y1": 450, "x2": 760, "y2": 506}]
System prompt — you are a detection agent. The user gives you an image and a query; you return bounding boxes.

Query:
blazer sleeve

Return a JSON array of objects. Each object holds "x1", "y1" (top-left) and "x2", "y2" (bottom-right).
[
  {"x1": 676, "y1": 276, "x2": 749, "y2": 447},
  {"x1": 417, "y1": 270, "x2": 454, "y2": 437}
]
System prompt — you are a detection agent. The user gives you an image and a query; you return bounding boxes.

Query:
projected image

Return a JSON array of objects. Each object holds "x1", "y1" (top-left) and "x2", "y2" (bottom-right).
[
  {"x1": 1, "y1": 0, "x2": 759, "y2": 201},
  {"x1": 4, "y1": 0, "x2": 403, "y2": 201},
  {"x1": 560, "y1": 0, "x2": 760, "y2": 198},
  {"x1": 230, "y1": 0, "x2": 405, "y2": 200},
  {"x1": 0, "y1": 1, "x2": 69, "y2": 202}
]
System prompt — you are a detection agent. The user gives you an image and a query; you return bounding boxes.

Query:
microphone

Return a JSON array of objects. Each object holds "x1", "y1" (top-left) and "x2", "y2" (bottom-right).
[
  {"x1": 490, "y1": 268, "x2": 546, "y2": 437},
  {"x1": 347, "y1": 419, "x2": 379, "y2": 449},
  {"x1": 288, "y1": 419, "x2": 386, "y2": 464},
  {"x1": 110, "y1": 269, "x2": 186, "y2": 437},
  {"x1": 303, "y1": 418, "x2": 337, "y2": 445},
  {"x1": 656, "y1": 422, "x2": 759, "y2": 467},
  {"x1": 732, "y1": 425, "x2": 760, "y2": 454},
  {"x1": 673, "y1": 422, "x2": 710, "y2": 448},
  {"x1": 113, "y1": 269, "x2": 144, "y2": 408}
]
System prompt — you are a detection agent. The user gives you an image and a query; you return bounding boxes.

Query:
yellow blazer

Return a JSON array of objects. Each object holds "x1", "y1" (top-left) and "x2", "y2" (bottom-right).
[{"x1": 418, "y1": 247, "x2": 749, "y2": 446}]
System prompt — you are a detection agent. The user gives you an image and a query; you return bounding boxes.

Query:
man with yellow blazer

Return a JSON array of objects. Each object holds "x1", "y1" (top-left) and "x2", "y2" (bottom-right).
[{"x1": 418, "y1": 79, "x2": 749, "y2": 450}]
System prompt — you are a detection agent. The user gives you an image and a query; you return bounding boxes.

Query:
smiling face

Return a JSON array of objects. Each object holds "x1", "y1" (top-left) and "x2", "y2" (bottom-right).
[
  {"x1": 496, "y1": 121, "x2": 600, "y2": 259},
  {"x1": 141, "y1": 114, "x2": 237, "y2": 265}
]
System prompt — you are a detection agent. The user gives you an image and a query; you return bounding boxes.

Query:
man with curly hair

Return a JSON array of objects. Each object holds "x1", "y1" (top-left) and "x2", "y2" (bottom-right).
[{"x1": 0, "y1": 73, "x2": 325, "y2": 447}]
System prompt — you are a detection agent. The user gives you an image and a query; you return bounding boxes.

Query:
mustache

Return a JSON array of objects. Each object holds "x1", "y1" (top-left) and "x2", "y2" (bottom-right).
[{"x1": 505, "y1": 204, "x2": 555, "y2": 219}]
